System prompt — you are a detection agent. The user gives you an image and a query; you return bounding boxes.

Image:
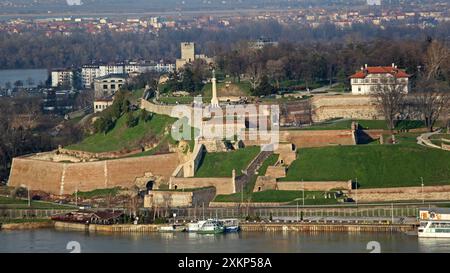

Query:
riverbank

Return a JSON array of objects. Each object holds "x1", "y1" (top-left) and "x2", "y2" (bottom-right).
[
  {"x1": 0, "y1": 218, "x2": 418, "y2": 233},
  {"x1": 52, "y1": 221, "x2": 417, "y2": 234},
  {"x1": 0, "y1": 221, "x2": 53, "y2": 230}
]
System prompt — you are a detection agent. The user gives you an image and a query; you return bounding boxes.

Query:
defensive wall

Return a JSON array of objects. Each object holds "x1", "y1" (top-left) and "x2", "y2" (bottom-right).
[
  {"x1": 143, "y1": 187, "x2": 216, "y2": 208},
  {"x1": 8, "y1": 153, "x2": 180, "y2": 195},
  {"x1": 253, "y1": 178, "x2": 351, "y2": 192},
  {"x1": 348, "y1": 185, "x2": 450, "y2": 202},
  {"x1": 168, "y1": 175, "x2": 236, "y2": 195}
]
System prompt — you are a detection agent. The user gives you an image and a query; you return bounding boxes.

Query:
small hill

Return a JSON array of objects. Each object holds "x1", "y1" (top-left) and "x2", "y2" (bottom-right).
[{"x1": 67, "y1": 112, "x2": 175, "y2": 153}]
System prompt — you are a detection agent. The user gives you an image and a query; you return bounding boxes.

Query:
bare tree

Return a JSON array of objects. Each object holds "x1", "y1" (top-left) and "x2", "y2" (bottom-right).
[
  {"x1": 424, "y1": 40, "x2": 450, "y2": 80},
  {"x1": 413, "y1": 41, "x2": 450, "y2": 132},
  {"x1": 266, "y1": 59, "x2": 285, "y2": 90},
  {"x1": 414, "y1": 78, "x2": 450, "y2": 132},
  {"x1": 246, "y1": 62, "x2": 263, "y2": 90},
  {"x1": 372, "y1": 76, "x2": 407, "y2": 132}
]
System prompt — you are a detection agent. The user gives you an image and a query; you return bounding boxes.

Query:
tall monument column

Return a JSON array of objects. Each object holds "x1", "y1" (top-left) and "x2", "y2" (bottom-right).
[{"x1": 210, "y1": 69, "x2": 219, "y2": 108}]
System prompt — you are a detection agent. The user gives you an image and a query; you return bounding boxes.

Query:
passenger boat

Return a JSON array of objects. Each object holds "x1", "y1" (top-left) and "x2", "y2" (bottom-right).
[
  {"x1": 418, "y1": 221, "x2": 450, "y2": 238},
  {"x1": 158, "y1": 224, "x2": 186, "y2": 233},
  {"x1": 418, "y1": 208, "x2": 450, "y2": 238},
  {"x1": 219, "y1": 218, "x2": 240, "y2": 233},
  {"x1": 186, "y1": 220, "x2": 207, "y2": 232},
  {"x1": 197, "y1": 220, "x2": 224, "y2": 234}
]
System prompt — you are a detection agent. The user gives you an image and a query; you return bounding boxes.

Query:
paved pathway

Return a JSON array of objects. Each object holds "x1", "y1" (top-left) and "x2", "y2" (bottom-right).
[{"x1": 416, "y1": 129, "x2": 442, "y2": 149}]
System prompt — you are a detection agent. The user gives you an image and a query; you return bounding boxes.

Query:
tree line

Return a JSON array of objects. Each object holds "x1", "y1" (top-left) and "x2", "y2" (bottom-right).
[{"x1": 1, "y1": 20, "x2": 450, "y2": 70}]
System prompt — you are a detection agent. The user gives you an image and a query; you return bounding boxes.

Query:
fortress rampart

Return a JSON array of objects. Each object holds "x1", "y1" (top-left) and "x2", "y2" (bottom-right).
[{"x1": 8, "y1": 153, "x2": 180, "y2": 195}]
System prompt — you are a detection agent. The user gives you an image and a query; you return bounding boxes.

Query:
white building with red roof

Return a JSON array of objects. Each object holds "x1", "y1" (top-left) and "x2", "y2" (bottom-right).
[{"x1": 350, "y1": 63, "x2": 410, "y2": 95}]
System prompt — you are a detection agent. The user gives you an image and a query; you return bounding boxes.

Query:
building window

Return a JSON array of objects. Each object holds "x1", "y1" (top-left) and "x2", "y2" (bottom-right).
[
  {"x1": 103, "y1": 85, "x2": 108, "y2": 89},
  {"x1": 111, "y1": 84, "x2": 116, "y2": 89}
]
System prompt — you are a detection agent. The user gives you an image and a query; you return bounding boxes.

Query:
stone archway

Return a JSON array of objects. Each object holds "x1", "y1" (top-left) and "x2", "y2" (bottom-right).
[
  {"x1": 146, "y1": 181, "x2": 154, "y2": 191},
  {"x1": 134, "y1": 172, "x2": 158, "y2": 191}
]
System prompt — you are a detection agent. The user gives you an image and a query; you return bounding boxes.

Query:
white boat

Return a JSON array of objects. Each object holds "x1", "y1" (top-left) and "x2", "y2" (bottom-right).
[
  {"x1": 418, "y1": 220, "x2": 450, "y2": 238},
  {"x1": 219, "y1": 218, "x2": 240, "y2": 233},
  {"x1": 158, "y1": 224, "x2": 185, "y2": 232},
  {"x1": 186, "y1": 220, "x2": 207, "y2": 232},
  {"x1": 418, "y1": 208, "x2": 450, "y2": 238},
  {"x1": 197, "y1": 220, "x2": 224, "y2": 234}
]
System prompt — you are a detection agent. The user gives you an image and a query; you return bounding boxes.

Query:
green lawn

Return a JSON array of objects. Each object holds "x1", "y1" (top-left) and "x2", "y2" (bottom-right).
[
  {"x1": 74, "y1": 187, "x2": 121, "y2": 198},
  {"x1": 67, "y1": 113, "x2": 176, "y2": 153},
  {"x1": 195, "y1": 146, "x2": 260, "y2": 177},
  {"x1": 296, "y1": 119, "x2": 425, "y2": 131},
  {"x1": 214, "y1": 190, "x2": 340, "y2": 204},
  {"x1": 430, "y1": 133, "x2": 450, "y2": 146},
  {"x1": 0, "y1": 218, "x2": 52, "y2": 224},
  {"x1": 279, "y1": 80, "x2": 324, "y2": 90},
  {"x1": 202, "y1": 81, "x2": 252, "y2": 97},
  {"x1": 280, "y1": 143, "x2": 450, "y2": 188},
  {"x1": 0, "y1": 196, "x2": 76, "y2": 209}
]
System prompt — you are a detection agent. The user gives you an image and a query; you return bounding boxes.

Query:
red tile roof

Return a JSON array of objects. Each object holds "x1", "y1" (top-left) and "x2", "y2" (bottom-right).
[{"x1": 350, "y1": 66, "x2": 410, "y2": 78}]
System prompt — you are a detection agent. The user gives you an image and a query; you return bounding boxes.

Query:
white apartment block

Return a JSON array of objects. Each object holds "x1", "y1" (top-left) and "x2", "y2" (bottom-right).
[
  {"x1": 82, "y1": 62, "x2": 174, "y2": 89},
  {"x1": 350, "y1": 64, "x2": 410, "y2": 95},
  {"x1": 94, "y1": 74, "x2": 127, "y2": 98},
  {"x1": 51, "y1": 69, "x2": 73, "y2": 88}
]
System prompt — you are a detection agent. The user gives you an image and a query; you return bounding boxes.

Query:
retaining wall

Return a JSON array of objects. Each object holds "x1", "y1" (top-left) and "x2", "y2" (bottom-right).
[
  {"x1": 277, "y1": 181, "x2": 352, "y2": 191},
  {"x1": 169, "y1": 176, "x2": 236, "y2": 195},
  {"x1": 349, "y1": 185, "x2": 450, "y2": 202},
  {"x1": 8, "y1": 153, "x2": 180, "y2": 195}
]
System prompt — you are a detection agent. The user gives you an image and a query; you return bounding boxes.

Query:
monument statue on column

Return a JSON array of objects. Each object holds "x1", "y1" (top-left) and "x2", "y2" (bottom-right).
[{"x1": 210, "y1": 69, "x2": 219, "y2": 108}]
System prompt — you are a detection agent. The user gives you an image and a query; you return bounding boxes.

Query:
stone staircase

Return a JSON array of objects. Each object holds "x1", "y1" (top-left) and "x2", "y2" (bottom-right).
[{"x1": 235, "y1": 150, "x2": 273, "y2": 192}]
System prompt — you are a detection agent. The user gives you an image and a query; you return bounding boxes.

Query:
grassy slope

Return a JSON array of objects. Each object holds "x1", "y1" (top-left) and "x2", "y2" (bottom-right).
[
  {"x1": 74, "y1": 187, "x2": 121, "y2": 198},
  {"x1": 195, "y1": 146, "x2": 260, "y2": 177},
  {"x1": 280, "y1": 143, "x2": 450, "y2": 188},
  {"x1": 202, "y1": 81, "x2": 252, "y2": 97},
  {"x1": 0, "y1": 196, "x2": 76, "y2": 209},
  {"x1": 67, "y1": 113, "x2": 175, "y2": 153}
]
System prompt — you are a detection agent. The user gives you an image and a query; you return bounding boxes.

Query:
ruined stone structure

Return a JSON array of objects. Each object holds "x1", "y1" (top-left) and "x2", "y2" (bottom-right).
[{"x1": 311, "y1": 95, "x2": 382, "y2": 122}]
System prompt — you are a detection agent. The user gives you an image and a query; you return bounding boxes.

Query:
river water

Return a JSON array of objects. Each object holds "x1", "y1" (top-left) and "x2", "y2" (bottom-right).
[
  {"x1": 1, "y1": 229, "x2": 450, "y2": 253},
  {"x1": 0, "y1": 69, "x2": 48, "y2": 88}
]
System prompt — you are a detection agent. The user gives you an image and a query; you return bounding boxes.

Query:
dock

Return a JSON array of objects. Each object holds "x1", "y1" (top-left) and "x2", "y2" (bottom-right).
[{"x1": 240, "y1": 222, "x2": 417, "y2": 233}]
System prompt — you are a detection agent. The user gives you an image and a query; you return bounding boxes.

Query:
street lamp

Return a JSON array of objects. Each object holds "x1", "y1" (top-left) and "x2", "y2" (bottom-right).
[
  {"x1": 27, "y1": 185, "x2": 31, "y2": 207},
  {"x1": 421, "y1": 177, "x2": 424, "y2": 204},
  {"x1": 302, "y1": 179, "x2": 305, "y2": 207}
]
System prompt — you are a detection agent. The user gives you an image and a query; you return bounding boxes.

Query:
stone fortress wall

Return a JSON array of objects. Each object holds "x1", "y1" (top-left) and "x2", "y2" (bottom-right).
[{"x1": 8, "y1": 153, "x2": 180, "y2": 195}]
